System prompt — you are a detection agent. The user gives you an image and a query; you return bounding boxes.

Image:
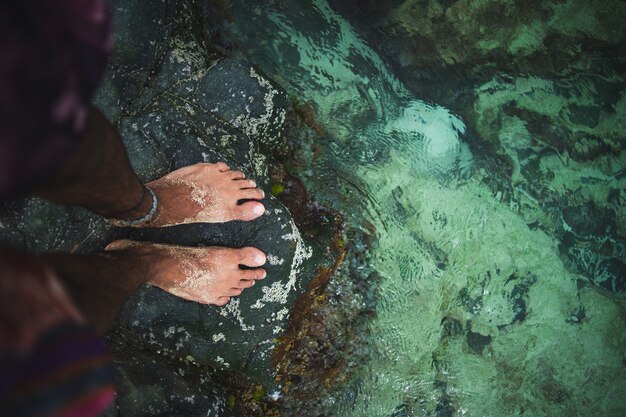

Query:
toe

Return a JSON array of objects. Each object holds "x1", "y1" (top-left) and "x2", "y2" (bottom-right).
[
  {"x1": 239, "y1": 279, "x2": 256, "y2": 288},
  {"x1": 239, "y1": 188, "x2": 265, "y2": 200},
  {"x1": 215, "y1": 162, "x2": 230, "y2": 172},
  {"x1": 226, "y1": 288, "x2": 244, "y2": 296},
  {"x1": 237, "y1": 179, "x2": 257, "y2": 189},
  {"x1": 239, "y1": 269, "x2": 267, "y2": 281},
  {"x1": 226, "y1": 170, "x2": 245, "y2": 180},
  {"x1": 215, "y1": 296, "x2": 230, "y2": 306},
  {"x1": 104, "y1": 239, "x2": 134, "y2": 251},
  {"x1": 239, "y1": 201, "x2": 265, "y2": 221},
  {"x1": 239, "y1": 247, "x2": 266, "y2": 267}
]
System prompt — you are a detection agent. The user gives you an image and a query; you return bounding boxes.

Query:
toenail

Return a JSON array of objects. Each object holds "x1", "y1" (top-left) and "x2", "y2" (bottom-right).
[
  {"x1": 260, "y1": 189, "x2": 265, "y2": 197},
  {"x1": 253, "y1": 205, "x2": 265, "y2": 215},
  {"x1": 254, "y1": 254, "x2": 264, "y2": 264}
]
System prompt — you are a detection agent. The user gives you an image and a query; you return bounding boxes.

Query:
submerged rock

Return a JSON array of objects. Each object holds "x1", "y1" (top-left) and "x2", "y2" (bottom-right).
[
  {"x1": 198, "y1": 2, "x2": 626, "y2": 416},
  {"x1": 324, "y1": 0, "x2": 626, "y2": 299}
]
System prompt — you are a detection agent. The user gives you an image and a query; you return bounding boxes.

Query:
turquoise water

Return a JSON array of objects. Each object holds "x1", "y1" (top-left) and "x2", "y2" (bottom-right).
[{"x1": 208, "y1": 1, "x2": 626, "y2": 415}]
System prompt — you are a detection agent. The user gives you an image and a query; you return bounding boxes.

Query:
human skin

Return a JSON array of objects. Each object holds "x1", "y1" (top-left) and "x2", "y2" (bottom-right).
[
  {"x1": 31, "y1": 106, "x2": 268, "y2": 333},
  {"x1": 43, "y1": 242, "x2": 266, "y2": 335}
]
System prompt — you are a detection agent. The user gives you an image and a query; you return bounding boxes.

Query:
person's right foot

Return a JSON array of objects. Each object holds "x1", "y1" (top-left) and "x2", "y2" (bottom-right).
[
  {"x1": 105, "y1": 240, "x2": 267, "y2": 306},
  {"x1": 143, "y1": 162, "x2": 266, "y2": 227}
]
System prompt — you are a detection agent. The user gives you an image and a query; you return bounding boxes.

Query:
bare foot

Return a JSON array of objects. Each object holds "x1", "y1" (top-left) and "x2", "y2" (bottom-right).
[
  {"x1": 106, "y1": 240, "x2": 267, "y2": 306},
  {"x1": 144, "y1": 162, "x2": 265, "y2": 227}
]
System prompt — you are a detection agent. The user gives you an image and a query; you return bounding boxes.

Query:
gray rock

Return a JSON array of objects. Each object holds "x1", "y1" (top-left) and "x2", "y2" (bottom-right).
[
  {"x1": 101, "y1": 344, "x2": 237, "y2": 417},
  {"x1": 103, "y1": 0, "x2": 323, "y2": 407},
  {"x1": 0, "y1": 0, "x2": 330, "y2": 414}
]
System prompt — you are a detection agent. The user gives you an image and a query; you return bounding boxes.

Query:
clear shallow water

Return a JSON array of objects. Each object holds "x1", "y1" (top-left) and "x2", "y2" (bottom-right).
[{"x1": 210, "y1": 1, "x2": 626, "y2": 415}]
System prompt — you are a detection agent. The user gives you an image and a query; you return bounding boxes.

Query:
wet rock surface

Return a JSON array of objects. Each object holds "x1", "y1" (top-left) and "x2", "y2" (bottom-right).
[
  {"x1": 105, "y1": 345, "x2": 237, "y2": 417},
  {"x1": 102, "y1": 1, "x2": 339, "y2": 414}
]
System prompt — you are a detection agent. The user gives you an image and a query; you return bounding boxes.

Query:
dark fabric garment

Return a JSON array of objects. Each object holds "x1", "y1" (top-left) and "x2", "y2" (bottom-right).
[
  {"x1": 0, "y1": 0, "x2": 112, "y2": 199},
  {"x1": 0, "y1": 2, "x2": 116, "y2": 415},
  {"x1": 0, "y1": 323, "x2": 116, "y2": 417},
  {"x1": 0, "y1": 249, "x2": 116, "y2": 417}
]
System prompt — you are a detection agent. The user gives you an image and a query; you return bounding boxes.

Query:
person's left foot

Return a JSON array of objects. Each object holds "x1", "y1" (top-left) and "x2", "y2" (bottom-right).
[
  {"x1": 140, "y1": 162, "x2": 266, "y2": 227},
  {"x1": 105, "y1": 240, "x2": 267, "y2": 305}
]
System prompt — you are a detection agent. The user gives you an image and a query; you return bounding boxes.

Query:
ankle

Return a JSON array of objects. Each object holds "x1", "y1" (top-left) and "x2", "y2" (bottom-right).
[
  {"x1": 104, "y1": 240, "x2": 166, "y2": 283},
  {"x1": 103, "y1": 186, "x2": 160, "y2": 227}
]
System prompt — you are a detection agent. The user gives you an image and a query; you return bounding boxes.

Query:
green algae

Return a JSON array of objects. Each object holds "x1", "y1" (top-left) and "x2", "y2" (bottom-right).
[{"x1": 271, "y1": 183, "x2": 285, "y2": 196}]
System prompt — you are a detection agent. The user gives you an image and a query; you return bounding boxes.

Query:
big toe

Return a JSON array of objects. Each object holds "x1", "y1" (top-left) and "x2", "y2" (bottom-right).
[
  {"x1": 238, "y1": 247, "x2": 266, "y2": 267},
  {"x1": 238, "y1": 201, "x2": 265, "y2": 221}
]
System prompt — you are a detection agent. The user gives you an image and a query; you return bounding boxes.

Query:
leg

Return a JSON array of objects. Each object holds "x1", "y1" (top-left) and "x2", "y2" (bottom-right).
[
  {"x1": 37, "y1": 106, "x2": 266, "y2": 226},
  {"x1": 37, "y1": 106, "x2": 151, "y2": 220},
  {"x1": 44, "y1": 242, "x2": 266, "y2": 334},
  {"x1": 33, "y1": 106, "x2": 269, "y2": 328},
  {"x1": 0, "y1": 250, "x2": 116, "y2": 417}
]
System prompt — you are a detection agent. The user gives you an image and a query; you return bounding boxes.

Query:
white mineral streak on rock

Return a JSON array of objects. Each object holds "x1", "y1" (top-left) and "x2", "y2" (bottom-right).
[
  {"x1": 275, "y1": 307, "x2": 289, "y2": 321},
  {"x1": 219, "y1": 298, "x2": 255, "y2": 331},
  {"x1": 249, "y1": 136, "x2": 268, "y2": 178},
  {"x1": 170, "y1": 37, "x2": 203, "y2": 67},
  {"x1": 260, "y1": 219, "x2": 313, "y2": 305},
  {"x1": 219, "y1": 133, "x2": 237, "y2": 149},
  {"x1": 184, "y1": 102, "x2": 195, "y2": 115},
  {"x1": 164, "y1": 326, "x2": 176, "y2": 338},
  {"x1": 260, "y1": 281, "x2": 291, "y2": 304},
  {"x1": 215, "y1": 356, "x2": 230, "y2": 368},
  {"x1": 211, "y1": 333, "x2": 226, "y2": 342},
  {"x1": 230, "y1": 67, "x2": 286, "y2": 142},
  {"x1": 266, "y1": 307, "x2": 290, "y2": 325},
  {"x1": 267, "y1": 254, "x2": 285, "y2": 266}
]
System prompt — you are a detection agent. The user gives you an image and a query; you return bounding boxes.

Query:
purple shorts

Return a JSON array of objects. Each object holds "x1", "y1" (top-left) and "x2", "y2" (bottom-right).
[
  {"x1": 0, "y1": 0, "x2": 112, "y2": 198},
  {"x1": 0, "y1": 2, "x2": 116, "y2": 416}
]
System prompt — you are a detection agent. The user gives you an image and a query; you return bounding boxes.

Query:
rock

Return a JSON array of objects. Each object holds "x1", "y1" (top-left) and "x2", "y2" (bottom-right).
[
  {"x1": 96, "y1": 0, "x2": 172, "y2": 122},
  {"x1": 101, "y1": 345, "x2": 237, "y2": 417},
  {"x1": 0, "y1": 194, "x2": 122, "y2": 255},
  {"x1": 0, "y1": 0, "x2": 338, "y2": 414},
  {"x1": 101, "y1": 0, "x2": 331, "y2": 408},
  {"x1": 466, "y1": 330, "x2": 492, "y2": 355},
  {"x1": 324, "y1": 0, "x2": 626, "y2": 299},
  {"x1": 116, "y1": 191, "x2": 323, "y2": 389}
]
